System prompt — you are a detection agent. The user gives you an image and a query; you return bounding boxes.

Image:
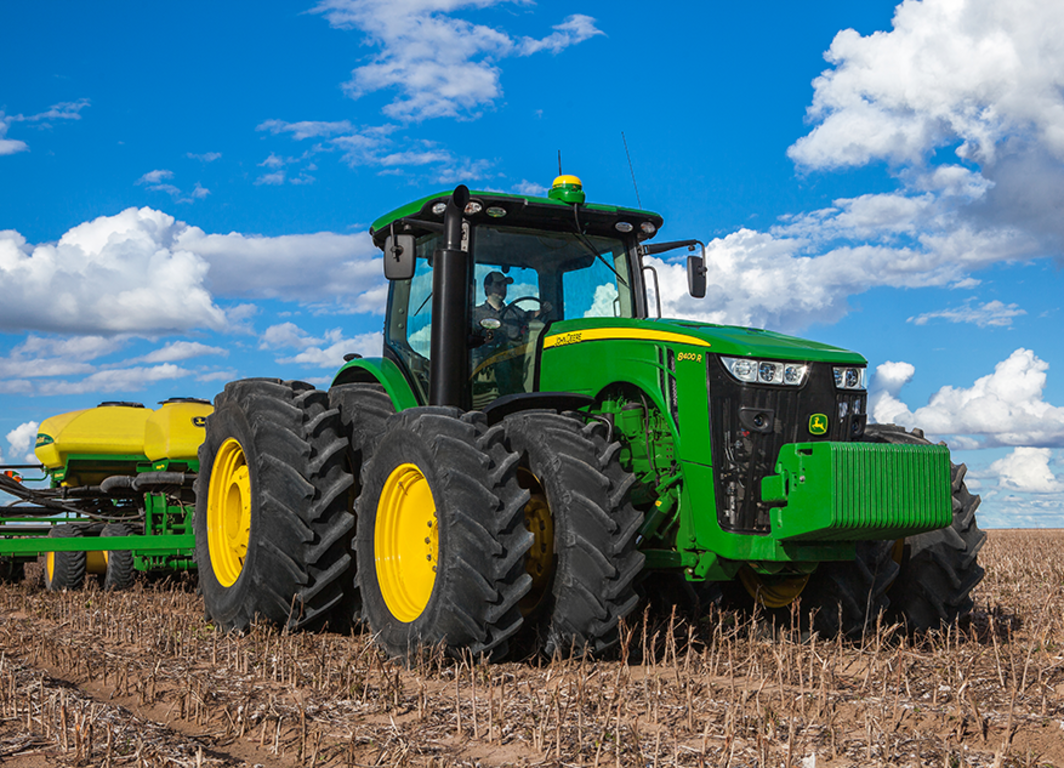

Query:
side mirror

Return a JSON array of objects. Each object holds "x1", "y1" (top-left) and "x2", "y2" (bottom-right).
[
  {"x1": 687, "y1": 254, "x2": 707, "y2": 299},
  {"x1": 383, "y1": 233, "x2": 416, "y2": 281}
]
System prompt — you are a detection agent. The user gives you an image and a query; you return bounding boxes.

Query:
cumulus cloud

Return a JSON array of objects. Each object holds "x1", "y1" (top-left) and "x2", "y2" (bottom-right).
[
  {"x1": 869, "y1": 348, "x2": 1064, "y2": 448},
  {"x1": 788, "y1": 0, "x2": 1064, "y2": 258},
  {"x1": 186, "y1": 152, "x2": 222, "y2": 162},
  {"x1": 6, "y1": 422, "x2": 39, "y2": 464},
  {"x1": 908, "y1": 299, "x2": 1026, "y2": 328},
  {"x1": 311, "y1": 1, "x2": 602, "y2": 121},
  {"x1": 989, "y1": 448, "x2": 1064, "y2": 493},
  {"x1": 0, "y1": 209, "x2": 227, "y2": 334},
  {"x1": 0, "y1": 208, "x2": 386, "y2": 336},
  {"x1": 643, "y1": 0, "x2": 1064, "y2": 340},
  {"x1": 262, "y1": 322, "x2": 382, "y2": 368}
]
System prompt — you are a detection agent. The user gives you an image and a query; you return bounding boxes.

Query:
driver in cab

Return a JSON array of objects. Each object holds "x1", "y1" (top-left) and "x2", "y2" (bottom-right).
[{"x1": 473, "y1": 271, "x2": 551, "y2": 338}]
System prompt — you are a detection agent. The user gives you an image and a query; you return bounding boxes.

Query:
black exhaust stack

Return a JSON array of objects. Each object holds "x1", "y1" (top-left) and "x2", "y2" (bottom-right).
[{"x1": 429, "y1": 185, "x2": 471, "y2": 409}]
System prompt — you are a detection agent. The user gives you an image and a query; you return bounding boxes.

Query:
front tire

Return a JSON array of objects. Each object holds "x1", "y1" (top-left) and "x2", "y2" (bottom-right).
[
  {"x1": 797, "y1": 540, "x2": 898, "y2": 637},
  {"x1": 865, "y1": 424, "x2": 986, "y2": 630},
  {"x1": 194, "y1": 379, "x2": 354, "y2": 632},
  {"x1": 357, "y1": 408, "x2": 532, "y2": 660}
]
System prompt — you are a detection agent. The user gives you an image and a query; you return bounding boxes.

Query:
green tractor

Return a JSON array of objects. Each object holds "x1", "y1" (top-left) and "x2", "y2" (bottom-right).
[{"x1": 195, "y1": 176, "x2": 985, "y2": 657}]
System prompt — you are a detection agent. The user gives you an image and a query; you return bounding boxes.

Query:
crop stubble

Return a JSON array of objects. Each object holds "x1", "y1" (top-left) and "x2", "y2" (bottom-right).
[{"x1": 0, "y1": 529, "x2": 1061, "y2": 767}]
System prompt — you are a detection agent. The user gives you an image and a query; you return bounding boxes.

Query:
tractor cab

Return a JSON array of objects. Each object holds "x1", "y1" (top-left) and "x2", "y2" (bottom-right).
[{"x1": 370, "y1": 176, "x2": 702, "y2": 409}]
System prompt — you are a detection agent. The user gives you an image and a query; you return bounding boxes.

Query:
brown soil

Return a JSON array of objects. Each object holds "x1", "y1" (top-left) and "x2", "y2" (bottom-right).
[{"x1": 0, "y1": 529, "x2": 1062, "y2": 767}]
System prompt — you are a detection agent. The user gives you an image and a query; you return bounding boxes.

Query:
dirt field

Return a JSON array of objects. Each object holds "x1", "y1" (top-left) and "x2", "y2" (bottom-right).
[{"x1": 0, "y1": 529, "x2": 1061, "y2": 767}]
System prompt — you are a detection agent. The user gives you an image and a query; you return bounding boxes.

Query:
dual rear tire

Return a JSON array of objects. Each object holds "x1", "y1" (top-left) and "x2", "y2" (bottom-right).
[
  {"x1": 195, "y1": 379, "x2": 354, "y2": 632},
  {"x1": 355, "y1": 408, "x2": 644, "y2": 661}
]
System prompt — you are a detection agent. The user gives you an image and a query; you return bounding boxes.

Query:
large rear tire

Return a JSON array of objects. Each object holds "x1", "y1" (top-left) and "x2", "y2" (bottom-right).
[
  {"x1": 357, "y1": 408, "x2": 531, "y2": 660},
  {"x1": 194, "y1": 379, "x2": 354, "y2": 632},
  {"x1": 101, "y1": 522, "x2": 136, "y2": 591},
  {"x1": 44, "y1": 524, "x2": 86, "y2": 592},
  {"x1": 502, "y1": 411, "x2": 644, "y2": 657},
  {"x1": 865, "y1": 424, "x2": 986, "y2": 630},
  {"x1": 328, "y1": 383, "x2": 397, "y2": 624}
]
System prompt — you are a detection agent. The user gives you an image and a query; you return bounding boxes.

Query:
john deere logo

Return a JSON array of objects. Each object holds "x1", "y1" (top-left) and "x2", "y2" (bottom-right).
[
  {"x1": 36, "y1": 434, "x2": 54, "y2": 447},
  {"x1": 808, "y1": 414, "x2": 829, "y2": 435},
  {"x1": 192, "y1": 416, "x2": 207, "y2": 428}
]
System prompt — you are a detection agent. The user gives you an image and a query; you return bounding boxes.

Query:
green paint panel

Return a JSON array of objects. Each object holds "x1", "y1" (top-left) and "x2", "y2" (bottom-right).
[{"x1": 764, "y1": 442, "x2": 952, "y2": 541}]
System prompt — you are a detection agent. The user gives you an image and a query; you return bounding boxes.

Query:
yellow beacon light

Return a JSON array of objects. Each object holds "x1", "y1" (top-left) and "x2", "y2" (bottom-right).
[{"x1": 548, "y1": 174, "x2": 585, "y2": 204}]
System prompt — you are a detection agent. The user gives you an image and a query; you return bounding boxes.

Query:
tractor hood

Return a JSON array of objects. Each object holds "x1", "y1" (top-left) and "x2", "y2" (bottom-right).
[{"x1": 542, "y1": 317, "x2": 866, "y2": 365}]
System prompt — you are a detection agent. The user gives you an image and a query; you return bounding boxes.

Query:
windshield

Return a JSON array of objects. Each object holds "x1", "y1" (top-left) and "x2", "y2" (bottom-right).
[{"x1": 385, "y1": 224, "x2": 636, "y2": 406}]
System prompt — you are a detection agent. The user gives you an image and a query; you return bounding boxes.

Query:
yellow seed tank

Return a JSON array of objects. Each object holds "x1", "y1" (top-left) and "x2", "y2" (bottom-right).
[{"x1": 35, "y1": 400, "x2": 212, "y2": 483}]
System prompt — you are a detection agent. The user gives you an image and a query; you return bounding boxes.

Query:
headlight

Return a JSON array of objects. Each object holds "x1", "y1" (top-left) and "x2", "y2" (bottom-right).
[
  {"x1": 723, "y1": 357, "x2": 808, "y2": 387},
  {"x1": 833, "y1": 366, "x2": 866, "y2": 390}
]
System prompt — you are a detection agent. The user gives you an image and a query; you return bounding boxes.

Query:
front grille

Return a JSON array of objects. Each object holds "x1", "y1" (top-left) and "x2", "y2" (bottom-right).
[{"x1": 707, "y1": 355, "x2": 867, "y2": 533}]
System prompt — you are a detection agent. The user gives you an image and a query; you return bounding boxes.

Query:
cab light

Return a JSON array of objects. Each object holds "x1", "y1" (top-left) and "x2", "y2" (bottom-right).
[
  {"x1": 486, "y1": 206, "x2": 507, "y2": 218},
  {"x1": 615, "y1": 222, "x2": 634, "y2": 233},
  {"x1": 431, "y1": 201, "x2": 447, "y2": 215},
  {"x1": 464, "y1": 201, "x2": 483, "y2": 215},
  {"x1": 641, "y1": 221, "x2": 657, "y2": 234}
]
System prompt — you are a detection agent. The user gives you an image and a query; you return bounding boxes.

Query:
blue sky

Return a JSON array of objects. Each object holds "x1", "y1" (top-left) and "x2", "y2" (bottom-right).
[{"x1": 3, "y1": 0, "x2": 1063, "y2": 526}]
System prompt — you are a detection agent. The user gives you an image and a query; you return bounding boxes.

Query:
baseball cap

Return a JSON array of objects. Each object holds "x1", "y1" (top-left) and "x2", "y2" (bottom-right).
[{"x1": 484, "y1": 271, "x2": 514, "y2": 287}]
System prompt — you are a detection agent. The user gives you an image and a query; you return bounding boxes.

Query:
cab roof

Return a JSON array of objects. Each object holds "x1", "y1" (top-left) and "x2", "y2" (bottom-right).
[{"x1": 369, "y1": 188, "x2": 664, "y2": 249}]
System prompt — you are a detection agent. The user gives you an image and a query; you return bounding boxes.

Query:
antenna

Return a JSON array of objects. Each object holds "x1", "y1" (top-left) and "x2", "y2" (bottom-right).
[
  {"x1": 621, "y1": 131, "x2": 642, "y2": 209},
  {"x1": 557, "y1": 150, "x2": 562, "y2": 176}
]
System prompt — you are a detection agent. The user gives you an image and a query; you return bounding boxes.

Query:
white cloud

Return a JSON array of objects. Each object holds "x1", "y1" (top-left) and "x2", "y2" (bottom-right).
[
  {"x1": 868, "y1": 360, "x2": 917, "y2": 426},
  {"x1": 139, "y1": 341, "x2": 228, "y2": 363},
  {"x1": 137, "y1": 169, "x2": 174, "y2": 185},
  {"x1": 908, "y1": 299, "x2": 1026, "y2": 328},
  {"x1": 137, "y1": 170, "x2": 209, "y2": 204},
  {"x1": 513, "y1": 180, "x2": 547, "y2": 196},
  {"x1": 869, "y1": 349, "x2": 1064, "y2": 448},
  {"x1": 255, "y1": 170, "x2": 286, "y2": 185},
  {"x1": 1, "y1": 100, "x2": 90, "y2": 156},
  {"x1": 787, "y1": 0, "x2": 1064, "y2": 259},
  {"x1": 1, "y1": 208, "x2": 387, "y2": 336},
  {"x1": 0, "y1": 118, "x2": 29, "y2": 156},
  {"x1": 988, "y1": 447, "x2": 1064, "y2": 493},
  {"x1": 257, "y1": 120, "x2": 354, "y2": 140},
  {"x1": 6, "y1": 422, "x2": 39, "y2": 464},
  {"x1": 33, "y1": 364, "x2": 192, "y2": 396},
  {"x1": 0, "y1": 209, "x2": 227, "y2": 334},
  {"x1": 186, "y1": 152, "x2": 222, "y2": 162},
  {"x1": 312, "y1": 1, "x2": 603, "y2": 121},
  {"x1": 263, "y1": 322, "x2": 382, "y2": 368},
  {"x1": 175, "y1": 226, "x2": 383, "y2": 305},
  {"x1": 5, "y1": 425, "x2": 35, "y2": 463}
]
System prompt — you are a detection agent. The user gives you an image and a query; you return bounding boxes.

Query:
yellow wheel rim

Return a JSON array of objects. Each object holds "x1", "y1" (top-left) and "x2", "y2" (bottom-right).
[
  {"x1": 375, "y1": 463, "x2": 438, "y2": 623},
  {"x1": 207, "y1": 438, "x2": 252, "y2": 587},
  {"x1": 45, "y1": 551, "x2": 55, "y2": 584},
  {"x1": 86, "y1": 551, "x2": 107, "y2": 575},
  {"x1": 738, "y1": 566, "x2": 810, "y2": 609},
  {"x1": 517, "y1": 468, "x2": 554, "y2": 615}
]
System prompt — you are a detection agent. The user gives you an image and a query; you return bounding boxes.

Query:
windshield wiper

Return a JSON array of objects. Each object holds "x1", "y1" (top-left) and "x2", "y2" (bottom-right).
[{"x1": 572, "y1": 205, "x2": 628, "y2": 286}]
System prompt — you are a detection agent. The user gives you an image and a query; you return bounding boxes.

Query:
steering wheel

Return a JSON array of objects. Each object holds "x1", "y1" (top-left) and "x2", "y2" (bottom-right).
[{"x1": 498, "y1": 296, "x2": 544, "y2": 323}]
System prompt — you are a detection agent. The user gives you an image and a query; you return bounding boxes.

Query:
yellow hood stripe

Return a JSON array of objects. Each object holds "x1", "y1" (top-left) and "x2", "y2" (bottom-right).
[{"x1": 543, "y1": 327, "x2": 712, "y2": 349}]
